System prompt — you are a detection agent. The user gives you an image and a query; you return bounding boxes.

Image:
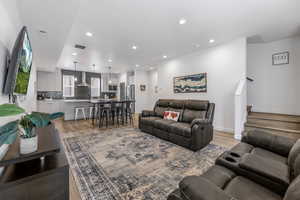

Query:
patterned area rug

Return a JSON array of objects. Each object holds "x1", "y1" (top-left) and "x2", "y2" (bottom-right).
[{"x1": 64, "y1": 128, "x2": 226, "y2": 200}]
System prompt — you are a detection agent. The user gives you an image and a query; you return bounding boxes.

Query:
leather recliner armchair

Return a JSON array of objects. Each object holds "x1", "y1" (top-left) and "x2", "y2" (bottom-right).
[{"x1": 168, "y1": 130, "x2": 300, "y2": 200}]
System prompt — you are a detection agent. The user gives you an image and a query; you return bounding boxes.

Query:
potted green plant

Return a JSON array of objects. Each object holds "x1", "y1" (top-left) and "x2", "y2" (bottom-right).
[
  {"x1": 0, "y1": 104, "x2": 64, "y2": 155},
  {"x1": 18, "y1": 112, "x2": 64, "y2": 154}
]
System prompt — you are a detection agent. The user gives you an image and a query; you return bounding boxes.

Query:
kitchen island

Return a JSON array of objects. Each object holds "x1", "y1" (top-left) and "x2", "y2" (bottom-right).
[{"x1": 37, "y1": 99, "x2": 95, "y2": 120}]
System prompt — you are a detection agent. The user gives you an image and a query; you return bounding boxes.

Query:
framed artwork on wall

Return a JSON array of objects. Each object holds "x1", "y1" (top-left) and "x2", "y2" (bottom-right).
[
  {"x1": 173, "y1": 73, "x2": 207, "y2": 93},
  {"x1": 140, "y1": 84, "x2": 146, "y2": 91},
  {"x1": 272, "y1": 51, "x2": 289, "y2": 65}
]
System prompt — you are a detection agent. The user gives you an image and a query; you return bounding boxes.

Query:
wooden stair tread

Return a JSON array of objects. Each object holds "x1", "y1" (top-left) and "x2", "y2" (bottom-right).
[
  {"x1": 248, "y1": 112, "x2": 300, "y2": 123},
  {"x1": 246, "y1": 118, "x2": 300, "y2": 130},
  {"x1": 245, "y1": 123, "x2": 300, "y2": 134}
]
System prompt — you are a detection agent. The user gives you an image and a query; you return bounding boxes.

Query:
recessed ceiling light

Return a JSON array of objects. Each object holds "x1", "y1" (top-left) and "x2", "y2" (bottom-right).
[
  {"x1": 209, "y1": 39, "x2": 215, "y2": 43},
  {"x1": 132, "y1": 45, "x2": 137, "y2": 50},
  {"x1": 86, "y1": 32, "x2": 93, "y2": 37},
  {"x1": 163, "y1": 55, "x2": 167, "y2": 59},
  {"x1": 179, "y1": 18, "x2": 187, "y2": 25},
  {"x1": 135, "y1": 64, "x2": 140, "y2": 67},
  {"x1": 72, "y1": 52, "x2": 77, "y2": 56},
  {"x1": 108, "y1": 59, "x2": 112, "y2": 63}
]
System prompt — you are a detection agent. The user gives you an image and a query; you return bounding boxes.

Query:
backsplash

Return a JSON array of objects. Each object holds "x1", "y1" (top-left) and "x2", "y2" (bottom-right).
[{"x1": 37, "y1": 91, "x2": 63, "y2": 100}]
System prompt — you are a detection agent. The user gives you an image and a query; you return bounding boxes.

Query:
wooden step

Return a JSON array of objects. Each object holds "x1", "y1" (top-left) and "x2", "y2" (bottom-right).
[
  {"x1": 248, "y1": 112, "x2": 300, "y2": 123},
  {"x1": 246, "y1": 118, "x2": 300, "y2": 131},
  {"x1": 245, "y1": 122, "x2": 300, "y2": 134},
  {"x1": 244, "y1": 125, "x2": 300, "y2": 139}
]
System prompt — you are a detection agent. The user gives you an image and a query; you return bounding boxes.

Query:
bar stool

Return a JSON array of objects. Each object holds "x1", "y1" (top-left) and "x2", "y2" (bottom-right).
[
  {"x1": 75, "y1": 107, "x2": 87, "y2": 120},
  {"x1": 89, "y1": 106, "x2": 97, "y2": 119},
  {"x1": 110, "y1": 101, "x2": 120, "y2": 126},
  {"x1": 99, "y1": 103, "x2": 110, "y2": 128},
  {"x1": 124, "y1": 101, "x2": 133, "y2": 125}
]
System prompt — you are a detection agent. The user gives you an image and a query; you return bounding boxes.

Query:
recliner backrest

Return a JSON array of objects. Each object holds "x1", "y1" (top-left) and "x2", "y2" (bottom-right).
[
  {"x1": 154, "y1": 99, "x2": 170, "y2": 117},
  {"x1": 241, "y1": 130, "x2": 297, "y2": 157},
  {"x1": 182, "y1": 100, "x2": 209, "y2": 123},
  {"x1": 168, "y1": 100, "x2": 185, "y2": 122}
]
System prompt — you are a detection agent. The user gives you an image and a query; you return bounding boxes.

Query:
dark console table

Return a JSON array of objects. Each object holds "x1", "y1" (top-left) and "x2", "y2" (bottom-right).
[{"x1": 0, "y1": 124, "x2": 69, "y2": 200}]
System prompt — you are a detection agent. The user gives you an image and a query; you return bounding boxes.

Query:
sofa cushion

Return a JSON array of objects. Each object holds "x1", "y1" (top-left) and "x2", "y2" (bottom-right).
[
  {"x1": 164, "y1": 111, "x2": 180, "y2": 122},
  {"x1": 182, "y1": 109, "x2": 206, "y2": 123},
  {"x1": 252, "y1": 147, "x2": 287, "y2": 164},
  {"x1": 156, "y1": 99, "x2": 170, "y2": 107},
  {"x1": 153, "y1": 119, "x2": 176, "y2": 131},
  {"x1": 225, "y1": 176, "x2": 281, "y2": 200},
  {"x1": 169, "y1": 100, "x2": 185, "y2": 109},
  {"x1": 140, "y1": 116, "x2": 161, "y2": 126},
  {"x1": 185, "y1": 100, "x2": 209, "y2": 111},
  {"x1": 239, "y1": 153, "x2": 290, "y2": 187},
  {"x1": 169, "y1": 122, "x2": 191, "y2": 138},
  {"x1": 154, "y1": 106, "x2": 169, "y2": 117},
  {"x1": 201, "y1": 165, "x2": 236, "y2": 189},
  {"x1": 168, "y1": 108, "x2": 183, "y2": 121}
]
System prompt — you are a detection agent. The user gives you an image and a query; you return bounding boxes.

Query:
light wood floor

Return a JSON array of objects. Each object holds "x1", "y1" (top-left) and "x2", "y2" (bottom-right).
[{"x1": 54, "y1": 117, "x2": 238, "y2": 200}]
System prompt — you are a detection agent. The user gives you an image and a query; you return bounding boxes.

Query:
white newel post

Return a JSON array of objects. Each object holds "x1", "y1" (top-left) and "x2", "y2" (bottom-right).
[{"x1": 234, "y1": 79, "x2": 247, "y2": 140}]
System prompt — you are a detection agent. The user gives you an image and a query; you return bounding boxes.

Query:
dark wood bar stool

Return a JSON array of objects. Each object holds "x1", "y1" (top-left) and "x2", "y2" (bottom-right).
[
  {"x1": 110, "y1": 101, "x2": 120, "y2": 126},
  {"x1": 99, "y1": 103, "x2": 110, "y2": 128},
  {"x1": 124, "y1": 101, "x2": 133, "y2": 125}
]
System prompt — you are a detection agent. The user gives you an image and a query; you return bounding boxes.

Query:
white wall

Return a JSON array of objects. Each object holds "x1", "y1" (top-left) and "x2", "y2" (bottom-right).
[
  {"x1": 134, "y1": 70, "x2": 151, "y2": 113},
  {"x1": 146, "y1": 38, "x2": 247, "y2": 132},
  {"x1": 0, "y1": 0, "x2": 37, "y2": 125},
  {"x1": 247, "y1": 36, "x2": 300, "y2": 115}
]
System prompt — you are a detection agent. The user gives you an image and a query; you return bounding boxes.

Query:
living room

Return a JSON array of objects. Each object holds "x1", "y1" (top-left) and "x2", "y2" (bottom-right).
[{"x1": 0, "y1": 0, "x2": 300, "y2": 200}]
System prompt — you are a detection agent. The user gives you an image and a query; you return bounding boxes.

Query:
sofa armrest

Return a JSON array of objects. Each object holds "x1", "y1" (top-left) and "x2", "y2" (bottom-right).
[
  {"x1": 241, "y1": 129, "x2": 297, "y2": 157},
  {"x1": 141, "y1": 110, "x2": 156, "y2": 117},
  {"x1": 179, "y1": 176, "x2": 233, "y2": 200},
  {"x1": 190, "y1": 118, "x2": 211, "y2": 128}
]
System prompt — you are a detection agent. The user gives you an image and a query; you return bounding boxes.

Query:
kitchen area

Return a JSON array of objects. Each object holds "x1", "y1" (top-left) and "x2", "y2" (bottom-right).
[{"x1": 36, "y1": 68, "x2": 135, "y2": 120}]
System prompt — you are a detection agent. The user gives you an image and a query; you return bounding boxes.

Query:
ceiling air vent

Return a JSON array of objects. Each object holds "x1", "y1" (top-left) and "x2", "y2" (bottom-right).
[{"x1": 74, "y1": 44, "x2": 86, "y2": 50}]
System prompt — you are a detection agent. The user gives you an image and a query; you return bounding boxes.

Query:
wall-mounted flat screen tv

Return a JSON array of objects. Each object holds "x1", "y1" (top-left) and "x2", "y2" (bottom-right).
[{"x1": 3, "y1": 26, "x2": 33, "y2": 95}]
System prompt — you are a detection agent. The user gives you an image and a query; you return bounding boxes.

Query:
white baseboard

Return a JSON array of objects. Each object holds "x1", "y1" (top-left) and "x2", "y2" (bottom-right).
[{"x1": 214, "y1": 126, "x2": 234, "y2": 134}]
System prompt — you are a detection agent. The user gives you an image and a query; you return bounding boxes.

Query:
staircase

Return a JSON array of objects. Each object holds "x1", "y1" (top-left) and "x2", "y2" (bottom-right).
[{"x1": 245, "y1": 112, "x2": 300, "y2": 139}]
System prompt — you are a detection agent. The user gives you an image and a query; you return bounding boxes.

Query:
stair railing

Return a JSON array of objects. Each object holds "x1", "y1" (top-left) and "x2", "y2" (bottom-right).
[{"x1": 234, "y1": 78, "x2": 247, "y2": 140}]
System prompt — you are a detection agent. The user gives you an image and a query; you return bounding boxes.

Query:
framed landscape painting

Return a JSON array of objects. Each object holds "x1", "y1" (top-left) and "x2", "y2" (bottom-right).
[{"x1": 173, "y1": 73, "x2": 207, "y2": 93}]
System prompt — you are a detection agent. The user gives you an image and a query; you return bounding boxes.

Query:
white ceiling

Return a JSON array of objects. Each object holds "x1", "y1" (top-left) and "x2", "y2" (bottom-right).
[{"x1": 17, "y1": 0, "x2": 300, "y2": 73}]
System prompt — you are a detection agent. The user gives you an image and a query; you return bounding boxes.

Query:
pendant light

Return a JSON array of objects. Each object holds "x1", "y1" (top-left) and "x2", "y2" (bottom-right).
[
  {"x1": 74, "y1": 61, "x2": 78, "y2": 82},
  {"x1": 108, "y1": 66, "x2": 112, "y2": 84}
]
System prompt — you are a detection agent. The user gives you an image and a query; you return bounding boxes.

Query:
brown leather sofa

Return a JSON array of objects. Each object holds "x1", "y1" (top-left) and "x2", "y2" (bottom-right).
[
  {"x1": 168, "y1": 130, "x2": 300, "y2": 200},
  {"x1": 139, "y1": 99, "x2": 215, "y2": 151}
]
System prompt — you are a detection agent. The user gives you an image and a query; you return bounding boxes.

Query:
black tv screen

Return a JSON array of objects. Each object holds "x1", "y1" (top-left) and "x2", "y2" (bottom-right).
[{"x1": 3, "y1": 26, "x2": 33, "y2": 95}]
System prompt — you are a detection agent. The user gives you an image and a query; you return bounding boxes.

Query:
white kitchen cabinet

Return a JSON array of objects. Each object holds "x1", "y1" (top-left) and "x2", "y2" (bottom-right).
[
  {"x1": 37, "y1": 100, "x2": 61, "y2": 113},
  {"x1": 37, "y1": 69, "x2": 62, "y2": 91}
]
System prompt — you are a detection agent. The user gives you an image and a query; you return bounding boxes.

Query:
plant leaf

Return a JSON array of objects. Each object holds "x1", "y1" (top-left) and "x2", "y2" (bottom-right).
[
  {"x1": 0, "y1": 121, "x2": 18, "y2": 146},
  {"x1": 4, "y1": 132, "x2": 17, "y2": 144},
  {"x1": 0, "y1": 104, "x2": 25, "y2": 117},
  {"x1": 26, "y1": 112, "x2": 50, "y2": 128},
  {"x1": 0, "y1": 121, "x2": 18, "y2": 136},
  {"x1": 49, "y1": 112, "x2": 64, "y2": 120}
]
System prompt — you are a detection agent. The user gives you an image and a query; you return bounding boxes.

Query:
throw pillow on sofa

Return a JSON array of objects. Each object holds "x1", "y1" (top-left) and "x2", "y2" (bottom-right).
[{"x1": 163, "y1": 111, "x2": 180, "y2": 122}]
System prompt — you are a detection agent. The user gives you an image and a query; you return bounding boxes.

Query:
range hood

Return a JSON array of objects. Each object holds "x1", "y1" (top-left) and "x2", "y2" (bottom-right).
[{"x1": 77, "y1": 71, "x2": 90, "y2": 87}]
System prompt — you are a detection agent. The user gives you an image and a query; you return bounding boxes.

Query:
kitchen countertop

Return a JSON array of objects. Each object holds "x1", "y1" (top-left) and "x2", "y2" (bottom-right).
[{"x1": 38, "y1": 99, "x2": 105, "y2": 103}]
